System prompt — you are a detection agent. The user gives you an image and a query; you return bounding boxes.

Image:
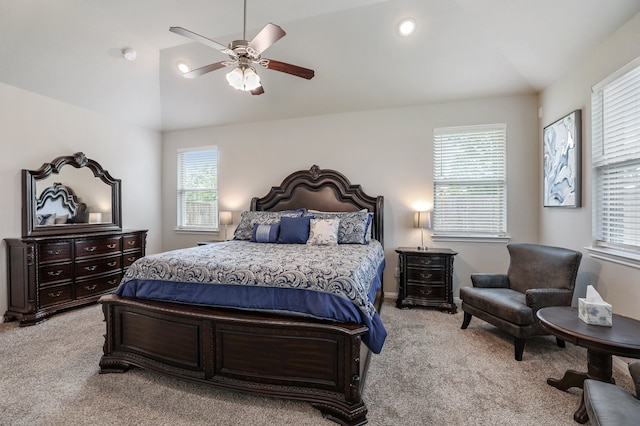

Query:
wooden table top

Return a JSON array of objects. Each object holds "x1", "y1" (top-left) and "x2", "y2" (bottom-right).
[{"x1": 537, "y1": 306, "x2": 640, "y2": 358}]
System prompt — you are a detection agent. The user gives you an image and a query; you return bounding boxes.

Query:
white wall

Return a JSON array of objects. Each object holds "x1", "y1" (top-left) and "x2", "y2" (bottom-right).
[
  {"x1": 539, "y1": 13, "x2": 640, "y2": 319},
  {"x1": 162, "y1": 94, "x2": 540, "y2": 297},
  {"x1": 0, "y1": 82, "x2": 163, "y2": 321}
]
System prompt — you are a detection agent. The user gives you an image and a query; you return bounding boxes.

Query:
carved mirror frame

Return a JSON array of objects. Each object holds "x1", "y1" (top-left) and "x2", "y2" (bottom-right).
[{"x1": 23, "y1": 152, "x2": 122, "y2": 237}]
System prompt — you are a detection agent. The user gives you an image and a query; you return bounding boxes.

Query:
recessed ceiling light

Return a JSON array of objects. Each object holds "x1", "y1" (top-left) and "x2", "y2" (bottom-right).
[
  {"x1": 398, "y1": 18, "x2": 416, "y2": 36},
  {"x1": 122, "y1": 48, "x2": 137, "y2": 61},
  {"x1": 177, "y1": 62, "x2": 191, "y2": 74}
]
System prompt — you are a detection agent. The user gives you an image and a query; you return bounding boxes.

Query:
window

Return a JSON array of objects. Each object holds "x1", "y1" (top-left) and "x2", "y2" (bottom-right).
[
  {"x1": 592, "y1": 58, "x2": 640, "y2": 253},
  {"x1": 177, "y1": 146, "x2": 218, "y2": 230},
  {"x1": 433, "y1": 124, "x2": 507, "y2": 237}
]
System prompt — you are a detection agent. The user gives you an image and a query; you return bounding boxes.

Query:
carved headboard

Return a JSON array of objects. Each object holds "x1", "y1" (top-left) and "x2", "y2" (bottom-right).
[{"x1": 250, "y1": 165, "x2": 384, "y2": 247}]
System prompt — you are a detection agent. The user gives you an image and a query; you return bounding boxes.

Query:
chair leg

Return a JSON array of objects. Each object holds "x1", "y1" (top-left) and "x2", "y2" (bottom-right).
[
  {"x1": 461, "y1": 312, "x2": 472, "y2": 329},
  {"x1": 514, "y1": 337, "x2": 525, "y2": 361},
  {"x1": 556, "y1": 337, "x2": 566, "y2": 348}
]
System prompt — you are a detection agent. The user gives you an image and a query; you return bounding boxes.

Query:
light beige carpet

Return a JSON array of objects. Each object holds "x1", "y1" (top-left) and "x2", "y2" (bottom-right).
[{"x1": 0, "y1": 301, "x2": 632, "y2": 425}]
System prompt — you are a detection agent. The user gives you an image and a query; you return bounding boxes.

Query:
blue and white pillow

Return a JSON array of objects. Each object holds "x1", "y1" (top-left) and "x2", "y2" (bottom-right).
[
  {"x1": 250, "y1": 223, "x2": 280, "y2": 243},
  {"x1": 307, "y1": 218, "x2": 340, "y2": 245},
  {"x1": 306, "y1": 210, "x2": 372, "y2": 244},
  {"x1": 233, "y1": 209, "x2": 305, "y2": 241}
]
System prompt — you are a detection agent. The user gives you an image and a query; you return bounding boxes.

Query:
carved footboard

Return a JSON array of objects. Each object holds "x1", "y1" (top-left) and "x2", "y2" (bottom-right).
[{"x1": 99, "y1": 294, "x2": 372, "y2": 425}]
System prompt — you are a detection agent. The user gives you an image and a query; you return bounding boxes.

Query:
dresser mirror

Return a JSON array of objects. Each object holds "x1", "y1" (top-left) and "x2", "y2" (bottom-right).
[{"x1": 23, "y1": 152, "x2": 122, "y2": 237}]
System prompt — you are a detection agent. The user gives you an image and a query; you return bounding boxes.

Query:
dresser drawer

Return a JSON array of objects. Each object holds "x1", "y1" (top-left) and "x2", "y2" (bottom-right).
[
  {"x1": 39, "y1": 283, "x2": 73, "y2": 307},
  {"x1": 123, "y1": 234, "x2": 143, "y2": 251},
  {"x1": 39, "y1": 262, "x2": 73, "y2": 284},
  {"x1": 75, "y1": 273, "x2": 121, "y2": 298},
  {"x1": 75, "y1": 237, "x2": 122, "y2": 258},
  {"x1": 38, "y1": 242, "x2": 72, "y2": 263},
  {"x1": 406, "y1": 284, "x2": 446, "y2": 301},
  {"x1": 75, "y1": 255, "x2": 122, "y2": 278},
  {"x1": 406, "y1": 254, "x2": 446, "y2": 269},
  {"x1": 123, "y1": 250, "x2": 143, "y2": 267}
]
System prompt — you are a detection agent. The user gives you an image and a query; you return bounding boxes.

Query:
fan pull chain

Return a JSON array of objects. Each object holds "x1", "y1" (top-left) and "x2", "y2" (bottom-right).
[{"x1": 243, "y1": 0, "x2": 247, "y2": 40}]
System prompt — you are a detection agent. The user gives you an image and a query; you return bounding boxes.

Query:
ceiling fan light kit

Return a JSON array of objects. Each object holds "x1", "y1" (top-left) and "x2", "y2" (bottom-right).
[
  {"x1": 169, "y1": 0, "x2": 314, "y2": 95},
  {"x1": 122, "y1": 48, "x2": 137, "y2": 61}
]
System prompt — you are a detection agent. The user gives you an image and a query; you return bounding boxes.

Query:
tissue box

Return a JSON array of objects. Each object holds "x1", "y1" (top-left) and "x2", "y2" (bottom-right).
[{"x1": 578, "y1": 298, "x2": 612, "y2": 326}]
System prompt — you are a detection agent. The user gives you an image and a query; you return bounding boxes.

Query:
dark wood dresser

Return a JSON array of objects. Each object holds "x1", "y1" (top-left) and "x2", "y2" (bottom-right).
[
  {"x1": 4, "y1": 229, "x2": 146, "y2": 326},
  {"x1": 395, "y1": 247, "x2": 457, "y2": 313}
]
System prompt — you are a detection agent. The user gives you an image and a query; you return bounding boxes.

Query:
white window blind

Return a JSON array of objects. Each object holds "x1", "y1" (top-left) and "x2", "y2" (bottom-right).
[
  {"x1": 592, "y1": 58, "x2": 640, "y2": 251},
  {"x1": 433, "y1": 124, "x2": 507, "y2": 236},
  {"x1": 177, "y1": 146, "x2": 218, "y2": 230}
]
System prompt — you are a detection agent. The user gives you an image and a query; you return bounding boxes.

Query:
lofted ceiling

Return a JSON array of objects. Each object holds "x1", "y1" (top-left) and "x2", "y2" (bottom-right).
[{"x1": 1, "y1": 0, "x2": 639, "y2": 132}]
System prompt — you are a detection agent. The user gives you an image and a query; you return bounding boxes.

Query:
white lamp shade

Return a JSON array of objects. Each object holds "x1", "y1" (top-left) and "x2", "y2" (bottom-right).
[
  {"x1": 88, "y1": 212, "x2": 103, "y2": 223},
  {"x1": 414, "y1": 211, "x2": 432, "y2": 229},
  {"x1": 226, "y1": 67, "x2": 261, "y2": 91},
  {"x1": 219, "y1": 211, "x2": 233, "y2": 226}
]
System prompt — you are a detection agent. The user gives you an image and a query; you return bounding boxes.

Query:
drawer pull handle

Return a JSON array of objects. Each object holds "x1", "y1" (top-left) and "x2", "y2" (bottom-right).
[
  {"x1": 107, "y1": 244, "x2": 117, "y2": 249},
  {"x1": 84, "y1": 246, "x2": 97, "y2": 252},
  {"x1": 46, "y1": 250, "x2": 61, "y2": 255},
  {"x1": 420, "y1": 273, "x2": 433, "y2": 279},
  {"x1": 127, "y1": 241, "x2": 136, "y2": 246},
  {"x1": 107, "y1": 279, "x2": 118, "y2": 285},
  {"x1": 420, "y1": 259, "x2": 432, "y2": 265},
  {"x1": 84, "y1": 284, "x2": 98, "y2": 291},
  {"x1": 107, "y1": 262, "x2": 117, "y2": 267},
  {"x1": 48, "y1": 291, "x2": 63, "y2": 298},
  {"x1": 419, "y1": 289, "x2": 433, "y2": 296},
  {"x1": 84, "y1": 265, "x2": 98, "y2": 271},
  {"x1": 127, "y1": 256, "x2": 136, "y2": 262},
  {"x1": 47, "y1": 270, "x2": 63, "y2": 276}
]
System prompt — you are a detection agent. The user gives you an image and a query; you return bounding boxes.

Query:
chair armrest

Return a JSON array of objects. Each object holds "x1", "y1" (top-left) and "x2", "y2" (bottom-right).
[
  {"x1": 629, "y1": 361, "x2": 640, "y2": 398},
  {"x1": 471, "y1": 273, "x2": 509, "y2": 288},
  {"x1": 525, "y1": 288, "x2": 573, "y2": 311}
]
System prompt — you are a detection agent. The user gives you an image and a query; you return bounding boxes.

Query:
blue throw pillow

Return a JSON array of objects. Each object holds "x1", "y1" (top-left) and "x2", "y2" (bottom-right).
[
  {"x1": 250, "y1": 223, "x2": 280, "y2": 243},
  {"x1": 277, "y1": 216, "x2": 313, "y2": 244}
]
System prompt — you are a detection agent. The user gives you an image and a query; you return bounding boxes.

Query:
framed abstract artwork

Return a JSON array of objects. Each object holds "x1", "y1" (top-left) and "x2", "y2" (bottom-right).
[{"x1": 543, "y1": 109, "x2": 581, "y2": 207}]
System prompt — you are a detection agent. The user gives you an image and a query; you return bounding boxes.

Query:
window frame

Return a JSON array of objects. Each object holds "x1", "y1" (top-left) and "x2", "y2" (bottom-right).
[
  {"x1": 432, "y1": 123, "x2": 508, "y2": 242},
  {"x1": 176, "y1": 146, "x2": 219, "y2": 232},
  {"x1": 589, "y1": 57, "x2": 640, "y2": 267}
]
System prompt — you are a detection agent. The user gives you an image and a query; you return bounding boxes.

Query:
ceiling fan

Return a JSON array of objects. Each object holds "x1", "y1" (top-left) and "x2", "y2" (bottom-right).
[{"x1": 169, "y1": 0, "x2": 315, "y2": 95}]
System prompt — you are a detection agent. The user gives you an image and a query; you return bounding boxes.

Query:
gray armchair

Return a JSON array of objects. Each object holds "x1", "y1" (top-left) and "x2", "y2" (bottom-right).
[
  {"x1": 584, "y1": 361, "x2": 640, "y2": 426},
  {"x1": 460, "y1": 243, "x2": 582, "y2": 361}
]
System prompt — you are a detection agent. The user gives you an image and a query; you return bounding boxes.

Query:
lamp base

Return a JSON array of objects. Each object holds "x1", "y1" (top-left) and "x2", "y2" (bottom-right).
[{"x1": 416, "y1": 246, "x2": 429, "y2": 251}]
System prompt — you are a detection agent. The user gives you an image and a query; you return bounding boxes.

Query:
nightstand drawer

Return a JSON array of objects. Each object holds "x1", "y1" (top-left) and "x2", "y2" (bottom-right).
[
  {"x1": 406, "y1": 255, "x2": 446, "y2": 268},
  {"x1": 406, "y1": 284, "x2": 446, "y2": 300},
  {"x1": 406, "y1": 267, "x2": 445, "y2": 283}
]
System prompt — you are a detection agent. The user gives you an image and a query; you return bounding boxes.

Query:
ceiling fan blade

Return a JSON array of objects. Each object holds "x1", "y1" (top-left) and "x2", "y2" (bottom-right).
[
  {"x1": 249, "y1": 23, "x2": 286, "y2": 54},
  {"x1": 263, "y1": 59, "x2": 315, "y2": 80},
  {"x1": 251, "y1": 86, "x2": 265, "y2": 96},
  {"x1": 182, "y1": 61, "x2": 228, "y2": 79},
  {"x1": 169, "y1": 27, "x2": 234, "y2": 56}
]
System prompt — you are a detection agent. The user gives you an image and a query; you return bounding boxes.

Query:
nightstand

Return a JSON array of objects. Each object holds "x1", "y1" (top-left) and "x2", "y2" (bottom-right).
[{"x1": 395, "y1": 247, "x2": 457, "y2": 313}]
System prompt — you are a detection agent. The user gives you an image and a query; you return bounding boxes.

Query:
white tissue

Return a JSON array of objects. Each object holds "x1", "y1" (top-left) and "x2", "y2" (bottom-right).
[
  {"x1": 579, "y1": 285, "x2": 612, "y2": 326},
  {"x1": 586, "y1": 285, "x2": 605, "y2": 303}
]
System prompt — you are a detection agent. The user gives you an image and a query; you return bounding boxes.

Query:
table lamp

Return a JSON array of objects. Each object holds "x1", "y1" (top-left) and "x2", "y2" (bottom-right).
[
  {"x1": 219, "y1": 211, "x2": 233, "y2": 241},
  {"x1": 414, "y1": 210, "x2": 432, "y2": 250}
]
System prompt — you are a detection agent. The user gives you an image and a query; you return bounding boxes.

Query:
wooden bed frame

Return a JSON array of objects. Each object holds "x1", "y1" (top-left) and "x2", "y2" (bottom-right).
[{"x1": 99, "y1": 165, "x2": 384, "y2": 426}]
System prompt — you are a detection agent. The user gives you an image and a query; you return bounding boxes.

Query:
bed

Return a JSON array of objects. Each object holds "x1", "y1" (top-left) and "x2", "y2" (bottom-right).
[{"x1": 99, "y1": 165, "x2": 385, "y2": 426}]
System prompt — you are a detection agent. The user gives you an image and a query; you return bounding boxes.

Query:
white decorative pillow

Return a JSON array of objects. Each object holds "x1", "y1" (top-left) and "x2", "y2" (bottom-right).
[
  {"x1": 307, "y1": 218, "x2": 340, "y2": 246},
  {"x1": 36, "y1": 213, "x2": 56, "y2": 226},
  {"x1": 54, "y1": 214, "x2": 69, "y2": 224}
]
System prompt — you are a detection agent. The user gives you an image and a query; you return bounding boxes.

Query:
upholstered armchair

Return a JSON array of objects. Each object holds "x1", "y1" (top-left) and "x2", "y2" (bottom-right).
[
  {"x1": 460, "y1": 243, "x2": 582, "y2": 361},
  {"x1": 584, "y1": 361, "x2": 640, "y2": 426}
]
